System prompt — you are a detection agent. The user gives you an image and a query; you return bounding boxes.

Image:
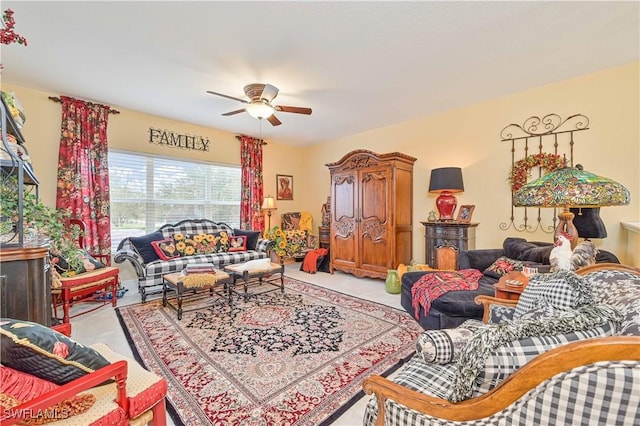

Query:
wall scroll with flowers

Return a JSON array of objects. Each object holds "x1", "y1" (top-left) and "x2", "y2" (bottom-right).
[{"x1": 508, "y1": 153, "x2": 566, "y2": 192}]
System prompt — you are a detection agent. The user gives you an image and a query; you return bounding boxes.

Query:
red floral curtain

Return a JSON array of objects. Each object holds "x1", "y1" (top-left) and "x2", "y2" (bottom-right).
[
  {"x1": 55, "y1": 96, "x2": 112, "y2": 259},
  {"x1": 239, "y1": 135, "x2": 265, "y2": 231}
]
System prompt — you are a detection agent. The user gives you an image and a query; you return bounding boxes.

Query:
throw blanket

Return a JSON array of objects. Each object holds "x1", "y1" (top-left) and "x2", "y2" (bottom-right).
[
  {"x1": 411, "y1": 269, "x2": 484, "y2": 320},
  {"x1": 299, "y1": 211, "x2": 313, "y2": 233},
  {"x1": 302, "y1": 248, "x2": 329, "y2": 273},
  {"x1": 449, "y1": 304, "x2": 621, "y2": 402}
]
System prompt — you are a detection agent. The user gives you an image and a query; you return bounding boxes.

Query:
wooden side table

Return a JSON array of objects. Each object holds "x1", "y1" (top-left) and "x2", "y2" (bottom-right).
[
  {"x1": 494, "y1": 271, "x2": 528, "y2": 301},
  {"x1": 421, "y1": 221, "x2": 478, "y2": 268}
]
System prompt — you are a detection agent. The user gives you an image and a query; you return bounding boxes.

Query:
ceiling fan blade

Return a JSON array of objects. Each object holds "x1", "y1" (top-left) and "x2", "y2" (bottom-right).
[
  {"x1": 275, "y1": 105, "x2": 312, "y2": 115},
  {"x1": 222, "y1": 108, "x2": 246, "y2": 116},
  {"x1": 206, "y1": 90, "x2": 248, "y2": 104},
  {"x1": 261, "y1": 84, "x2": 279, "y2": 102},
  {"x1": 267, "y1": 114, "x2": 282, "y2": 126}
]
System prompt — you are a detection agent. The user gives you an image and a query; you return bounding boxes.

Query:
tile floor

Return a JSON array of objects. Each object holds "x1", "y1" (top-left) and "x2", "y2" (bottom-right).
[{"x1": 68, "y1": 263, "x2": 407, "y2": 426}]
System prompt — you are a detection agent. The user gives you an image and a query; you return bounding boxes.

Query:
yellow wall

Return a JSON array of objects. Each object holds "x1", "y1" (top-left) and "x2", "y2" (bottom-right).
[
  {"x1": 1, "y1": 84, "x2": 309, "y2": 226},
  {"x1": 4, "y1": 61, "x2": 639, "y2": 265},
  {"x1": 303, "y1": 62, "x2": 640, "y2": 265}
]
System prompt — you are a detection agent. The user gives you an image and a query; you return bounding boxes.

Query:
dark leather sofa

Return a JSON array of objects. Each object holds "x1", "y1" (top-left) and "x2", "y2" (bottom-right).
[{"x1": 401, "y1": 237, "x2": 619, "y2": 330}]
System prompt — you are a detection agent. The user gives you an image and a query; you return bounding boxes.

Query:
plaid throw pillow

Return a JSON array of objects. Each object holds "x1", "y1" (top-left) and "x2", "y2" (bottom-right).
[
  {"x1": 415, "y1": 320, "x2": 484, "y2": 364},
  {"x1": 514, "y1": 270, "x2": 592, "y2": 319}
]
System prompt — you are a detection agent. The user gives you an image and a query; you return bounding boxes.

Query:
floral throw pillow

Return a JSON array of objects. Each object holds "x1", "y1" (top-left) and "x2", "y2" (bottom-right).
[
  {"x1": 173, "y1": 232, "x2": 230, "y2": 256},
  {"x1": 483, "y1": 256, "x2": 528, "y2": 279},
  {"x1": 151, "y1": 238, "x2": 181, "y2": 261}
]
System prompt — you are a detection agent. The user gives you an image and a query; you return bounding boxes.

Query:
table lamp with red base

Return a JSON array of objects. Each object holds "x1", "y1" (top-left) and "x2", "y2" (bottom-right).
[{"x1": 428, "y1": 167, "x2": 464, "y2": 221}]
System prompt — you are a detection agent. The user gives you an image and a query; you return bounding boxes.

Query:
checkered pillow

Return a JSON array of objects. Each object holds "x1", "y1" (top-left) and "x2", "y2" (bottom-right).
[
  {"x1": 586, "y1": 269, "x2": 640, "y2": 335},
  {"x1": 514, "y1": 270, "x2": 592, "y2": 319},
  {"x1": 415, "y1": 320, "x2": 484, "y2": 364}
]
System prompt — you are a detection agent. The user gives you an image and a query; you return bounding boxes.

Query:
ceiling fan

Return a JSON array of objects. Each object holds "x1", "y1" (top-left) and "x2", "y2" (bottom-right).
[{"x1": 206, "y1": 83, "x2": 312, "y2": 126}]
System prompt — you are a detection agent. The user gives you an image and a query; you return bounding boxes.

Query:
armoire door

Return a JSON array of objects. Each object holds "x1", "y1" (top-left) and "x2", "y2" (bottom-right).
[
  {"x1": 359, "y1": 166, "x2": 392, "y2": 273},
  {"x1": 330, "y1": 170, "x2": 358, "y2": 272}
]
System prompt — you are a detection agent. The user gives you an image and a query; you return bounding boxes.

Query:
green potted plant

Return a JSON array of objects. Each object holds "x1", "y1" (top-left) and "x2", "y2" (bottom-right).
[{"x1": 0, "y1": 177, "x2": 82, "y2": 272}]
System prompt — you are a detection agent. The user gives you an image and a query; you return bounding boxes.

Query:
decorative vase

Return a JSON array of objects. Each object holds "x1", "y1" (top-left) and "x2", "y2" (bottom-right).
[
  {"x1": 385, "y1": 269, "x2": 401, "y2": 294},
  {"x1": 427, "y1": 211, "x2": 437, "y2": 222}
]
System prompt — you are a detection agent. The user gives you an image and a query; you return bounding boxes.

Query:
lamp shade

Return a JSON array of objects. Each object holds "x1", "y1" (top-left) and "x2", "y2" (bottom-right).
[
  {"x1": 246, "y1": 101, "x2": 275, "y2": 120},
  {"x1": 429, "y1": 167, "x2": 464, "y2": 221},
  {"x1": 428, "y1": 167, "x2": 464, "y2": 193},
  {"x1": 512, "y1": 166, "x2": 630, "y2": 208},
  {"x1": 513, "y1": 165, "x2": 629, "y2": 249},
  {"x1": 261, "y1": 195, "x2": 276, "y2": 210}
]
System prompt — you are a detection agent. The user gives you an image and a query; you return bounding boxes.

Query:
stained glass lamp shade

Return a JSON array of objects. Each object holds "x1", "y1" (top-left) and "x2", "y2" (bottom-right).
[{"x1": 513, "y1": 165, "x2": 630, "y2": 248}]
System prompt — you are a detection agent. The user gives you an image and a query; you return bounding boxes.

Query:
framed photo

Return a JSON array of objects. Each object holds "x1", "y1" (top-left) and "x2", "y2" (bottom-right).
[
  {"x1": 276, "y1": 174, "x2": 293, "y2": 200},
  {"x1": 307, "y1": 234, "x2": 319, "y2": 249},
  {"x1": 456, "y1": 205, "x2": 475, "y2": 223}
]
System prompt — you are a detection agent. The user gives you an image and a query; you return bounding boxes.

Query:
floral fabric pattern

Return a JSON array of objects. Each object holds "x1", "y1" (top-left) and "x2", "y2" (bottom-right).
[
  {"x1": 483, "y1": 256, "x2": 529, "y2": 279},
  {"x1": 55, "y1": 96, "x2": 112, "y2": 260},
  {"x1": 263, "y1": 225, "x2": 308, "y2": 257},
  {"x1": 239, "y1": 135, "x2": 264, "y2": 231},
  {"x1": 173, "y1": 232, "x2": 230, "y2": 256}
]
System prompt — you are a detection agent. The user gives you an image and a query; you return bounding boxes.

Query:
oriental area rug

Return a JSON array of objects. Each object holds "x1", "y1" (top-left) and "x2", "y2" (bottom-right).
[{"x1": 116, "y1": 276, "x2": 423, "y2": 425}]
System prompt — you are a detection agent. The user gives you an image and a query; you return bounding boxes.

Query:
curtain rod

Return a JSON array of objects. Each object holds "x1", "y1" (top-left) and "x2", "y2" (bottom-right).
[
  {"x1": 48, "y1": 96, "x2": 120, "y2": 114},
  {"x1": 235, "y1": 135, "x2": 267, "y2": 145}
]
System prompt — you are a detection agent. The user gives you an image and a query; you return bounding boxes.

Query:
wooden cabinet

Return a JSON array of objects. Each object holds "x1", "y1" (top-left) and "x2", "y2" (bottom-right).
[
  {"x1": 327, "y1": 150, "x2": 416, "y2": 279},
  {"x1": 0, "y1": 246, "x2": 52, "y2": 326},
  {"x1": 422, "y1": 222, "x2": 478, "y2": 268}
]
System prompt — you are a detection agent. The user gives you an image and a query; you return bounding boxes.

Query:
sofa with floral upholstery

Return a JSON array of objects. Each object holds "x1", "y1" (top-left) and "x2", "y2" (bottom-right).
[
  {"x1": 402, "y1": 237, "x2": 619, "y2": 330},
  {"x1": 363, "y1": 263, "x2": 640, "y2": 426},
  {"x1": 114, "y1": 219, "x2": 270, "y2": 302}
]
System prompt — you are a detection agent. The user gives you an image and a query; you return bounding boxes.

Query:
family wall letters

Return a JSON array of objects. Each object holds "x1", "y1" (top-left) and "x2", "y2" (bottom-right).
[{"x1": 148, "y1": 127, "x2": 210, "y2": 152}]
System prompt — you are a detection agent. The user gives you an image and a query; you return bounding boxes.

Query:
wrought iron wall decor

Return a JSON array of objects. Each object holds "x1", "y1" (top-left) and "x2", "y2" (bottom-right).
[{"x1": 500, "y1": 113, "x2": 590, "y2": 234}]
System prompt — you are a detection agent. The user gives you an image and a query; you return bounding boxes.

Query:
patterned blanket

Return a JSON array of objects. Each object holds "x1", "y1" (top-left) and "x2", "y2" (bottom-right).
[{"x1": 411, "y1": 269, "x2": 484, "y2": 319}]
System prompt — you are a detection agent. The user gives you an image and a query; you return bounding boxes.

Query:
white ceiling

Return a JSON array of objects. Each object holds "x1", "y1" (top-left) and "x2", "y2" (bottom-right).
[{"x1": 2, "y1": 1, "x2": 639, "y2": 146}]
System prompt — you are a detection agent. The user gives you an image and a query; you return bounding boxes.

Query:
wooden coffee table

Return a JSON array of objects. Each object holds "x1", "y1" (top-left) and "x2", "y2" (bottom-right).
[
  {"x1": 162, "y1": 270, "x2": 231, "y2": 319},
  {"x1": 224, "y1": 262, "x2": 285, "y2": 302}
]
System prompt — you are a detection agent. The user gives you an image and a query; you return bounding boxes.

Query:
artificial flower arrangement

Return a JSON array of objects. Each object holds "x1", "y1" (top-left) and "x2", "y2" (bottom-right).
[
  {"x1": 1, "y1": 9, "x2": 28, "y2": 46},
  {"x1": 263, "y1": 225, "x2": 308, "y2": 257},
  {"x1": 508, "y1": 153, "x2": 566, "y2": 192}
]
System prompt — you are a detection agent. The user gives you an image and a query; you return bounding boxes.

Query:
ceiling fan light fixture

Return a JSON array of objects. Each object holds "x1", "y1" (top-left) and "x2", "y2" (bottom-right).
[{"x1": 245, "y1": 101, "x2": 275, "y2": 120}]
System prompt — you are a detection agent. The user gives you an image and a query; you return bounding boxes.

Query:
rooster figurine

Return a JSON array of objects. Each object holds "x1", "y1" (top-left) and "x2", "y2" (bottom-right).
[{"x1": 549, "y1": 233, "x2": 599, "y2": 272}]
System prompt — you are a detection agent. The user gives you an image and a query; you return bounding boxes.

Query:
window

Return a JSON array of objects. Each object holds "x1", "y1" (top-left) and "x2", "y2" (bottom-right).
[{"x1": 108, "y1": 150, "x2": 241, "y2": 251}]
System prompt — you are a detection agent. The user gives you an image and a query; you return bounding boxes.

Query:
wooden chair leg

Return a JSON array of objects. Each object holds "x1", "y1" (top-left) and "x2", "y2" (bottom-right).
[
  {"x1": 111, "y1": 284, "x2": 118, "y2": 307},
  {"x1": 151, "y1": 399, "x2": 167, "y2": 426},
  {"x1": 62, "y1": 299, "x2": 71, "y2": 324}
]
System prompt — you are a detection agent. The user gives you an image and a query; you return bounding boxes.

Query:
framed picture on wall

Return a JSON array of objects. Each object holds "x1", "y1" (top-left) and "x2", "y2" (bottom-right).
[
  {"x1": 276, "y1": 174, "x2": 293, "y2": 200},
  {"x1": 456, "y1": 205, "x2": 475, "y2": 223}
]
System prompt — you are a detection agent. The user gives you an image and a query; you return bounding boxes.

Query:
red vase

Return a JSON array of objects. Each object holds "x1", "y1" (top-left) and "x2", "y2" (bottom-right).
[{"x1": 435, "y1": 191, "x2": 457, "y2": 220}]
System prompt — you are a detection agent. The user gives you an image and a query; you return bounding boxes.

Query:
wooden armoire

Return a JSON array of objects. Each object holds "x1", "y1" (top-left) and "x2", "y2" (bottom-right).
[{"x1": 326, "y1": 150, "x2": 416, "y2": 279}]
